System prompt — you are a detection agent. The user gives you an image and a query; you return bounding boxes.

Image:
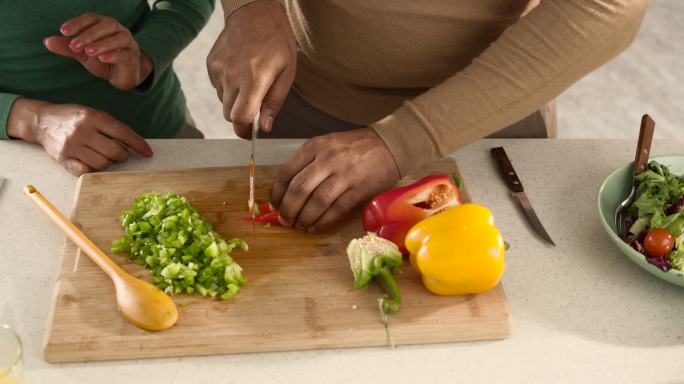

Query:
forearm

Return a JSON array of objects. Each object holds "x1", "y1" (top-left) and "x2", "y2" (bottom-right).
[
  {"x1": 5, "y1": 98, "x2": 49, "y2": 143},
  {"x1": 372, "y1": 0, "x2": 650, "y2": 176}
]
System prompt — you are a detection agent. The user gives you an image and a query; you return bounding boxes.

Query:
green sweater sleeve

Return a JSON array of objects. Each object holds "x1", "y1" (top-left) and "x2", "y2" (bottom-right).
[
  {"x1": 0, "y1": 92, "x2": 20, "y2": 140},
  {"x1": 133, "y1": 0, "x2": 215, "y2": 89}
]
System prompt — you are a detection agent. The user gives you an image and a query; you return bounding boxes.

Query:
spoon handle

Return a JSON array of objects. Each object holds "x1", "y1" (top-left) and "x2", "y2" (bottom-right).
[
  {"x1": 24, "y1": 185, "x2": 125, "y2": 280},
  {"x1": 633, "y1": 114, "x2": 655, "y2": 175}
]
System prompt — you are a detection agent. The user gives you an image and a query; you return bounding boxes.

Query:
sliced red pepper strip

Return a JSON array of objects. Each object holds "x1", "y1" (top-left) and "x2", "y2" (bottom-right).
[
  {"x1": 241, "y1": 203, "x2": 282, "y2": 226},
  {"x1": 362, "y1": 174, "x2": 463, "y2": 254}
]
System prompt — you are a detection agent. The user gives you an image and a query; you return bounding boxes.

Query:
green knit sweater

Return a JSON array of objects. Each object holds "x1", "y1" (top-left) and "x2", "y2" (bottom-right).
[{"x1": 0, "y1": 0, "x2": 214, "y2": 140}]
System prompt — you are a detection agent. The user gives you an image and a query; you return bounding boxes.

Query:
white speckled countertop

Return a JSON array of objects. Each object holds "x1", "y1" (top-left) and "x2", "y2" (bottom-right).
[{"x1": 1, "y1": 139, "x2": 682, "y2": 384}]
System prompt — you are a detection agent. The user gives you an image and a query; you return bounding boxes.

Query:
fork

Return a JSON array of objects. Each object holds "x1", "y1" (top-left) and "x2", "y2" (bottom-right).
[{"x1": 614, "y1": 114, "x2": 656, "y2": 237}]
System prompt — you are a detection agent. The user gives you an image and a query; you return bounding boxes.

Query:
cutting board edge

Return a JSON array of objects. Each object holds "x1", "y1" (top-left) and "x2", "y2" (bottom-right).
[
  {"x1": 42, "y1": 283, "x2": 513, "y2": 364},
  {"x1": 42, "y1": 278, "x2": 64, "y2": 362},
  {"x1": 43, "y1": 318, "x2": 512, "y2": 363},
  {"x1": 42, "y1": 174, "x2": 86, "y2": 361},
  {"x1": 77, "y1": 158, "x2": 461, "y2": 181}
]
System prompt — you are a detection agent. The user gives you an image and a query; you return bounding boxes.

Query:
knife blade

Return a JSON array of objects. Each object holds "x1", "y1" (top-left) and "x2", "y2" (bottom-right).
[
  {"x1": 491, "y1": 146, "x2": 555, "y2": 246},
  {"x1": 248, "y1": 112, "x2": 260, "y2": 239}
]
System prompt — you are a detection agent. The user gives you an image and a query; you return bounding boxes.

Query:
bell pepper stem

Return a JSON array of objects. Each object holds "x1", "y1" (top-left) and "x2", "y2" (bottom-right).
[
  {"x1": 375, "y1": 266, "x2": 401, "y2": 314},
  {"x1": 375, "y1": 266, "x2": 400, "y2": 347}
]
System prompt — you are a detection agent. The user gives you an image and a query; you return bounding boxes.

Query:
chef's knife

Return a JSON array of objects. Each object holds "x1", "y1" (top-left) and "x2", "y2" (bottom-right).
[
  {"x1": 491, "y1": 146, "x2": 555, "y2": 246},
  {"x1": 248, "y1": 112, "x2": 260, "y2": 239}
]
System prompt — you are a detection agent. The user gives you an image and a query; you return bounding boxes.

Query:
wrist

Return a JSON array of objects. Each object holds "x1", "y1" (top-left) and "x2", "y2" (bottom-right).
[
  {"x1": 366, "y1": 127, "x2": 401, "y2": 181},
  {"x1": 6, "y1": 98, "x2": 48, "y2": 143}
]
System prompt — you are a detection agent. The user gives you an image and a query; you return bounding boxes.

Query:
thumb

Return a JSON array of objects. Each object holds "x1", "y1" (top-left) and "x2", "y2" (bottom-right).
[
  {"x1": 44, "y1": 36, "x2": 79, "y2": 58},
  {"x1": 260, "y1": 69, "x2": 293, "y2": 133}
]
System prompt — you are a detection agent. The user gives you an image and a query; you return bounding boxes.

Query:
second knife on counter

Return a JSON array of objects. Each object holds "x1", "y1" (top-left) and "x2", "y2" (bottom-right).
[{"x1": 491, "y1": 146, "x2": 555, "y2": 246}]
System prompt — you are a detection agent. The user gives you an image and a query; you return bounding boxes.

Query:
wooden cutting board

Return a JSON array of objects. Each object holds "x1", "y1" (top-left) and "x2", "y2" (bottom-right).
[{"x1": 43, "y1": 158, "x2": 511, "y2": 362}]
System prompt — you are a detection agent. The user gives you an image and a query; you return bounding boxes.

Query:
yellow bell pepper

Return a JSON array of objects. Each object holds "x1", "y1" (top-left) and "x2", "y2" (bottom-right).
[{"x1": 405, "y1": 204, "x2": 505, "y2": 295}]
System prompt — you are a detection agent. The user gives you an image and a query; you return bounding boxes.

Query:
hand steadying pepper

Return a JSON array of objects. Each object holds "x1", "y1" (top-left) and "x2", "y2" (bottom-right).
[
  {"x1": 270, "y1": 128, "x2": 401, "y2": 233},
  {"x1": 363, "y1": 174, "x2": 464, "y2": 253},
  {"x1": 406, "y1": 204, "x2": 505, "y2": 295}
]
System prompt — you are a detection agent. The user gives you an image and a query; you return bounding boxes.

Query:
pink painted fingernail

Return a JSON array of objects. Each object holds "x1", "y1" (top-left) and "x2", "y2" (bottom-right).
[
  {"x1": 144, "y1": 147, "x2": 154, "y2": 158},
  {"x1": 69, "y1": 39, "x2": 82, "y2": 51},
  {"x1": 98, "y1": 53, "x2": 110, "y2": 61},
  {"x1": 60, "y1": 23, "x2": 73, "y2": 35},
  {"x1": 268, "y1": 203, "x2": 276, "y2": 212},
  {"x1": 85, "y1": 46, "x2": 97, "y2": 55}
]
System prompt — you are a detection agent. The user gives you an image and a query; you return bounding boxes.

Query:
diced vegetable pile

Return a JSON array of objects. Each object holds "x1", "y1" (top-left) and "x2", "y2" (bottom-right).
[
  {"x1": 111, "y1": 192, "x2": 247, "y2": 299},
  {"x1": 625, "y1": 160, "x2": 684, "y2": 271}
]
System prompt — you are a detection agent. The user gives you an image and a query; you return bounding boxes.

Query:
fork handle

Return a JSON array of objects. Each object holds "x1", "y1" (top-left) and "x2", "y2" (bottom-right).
[{"x1": 633, "y1": 114, "x2": 655, "y2": 175}]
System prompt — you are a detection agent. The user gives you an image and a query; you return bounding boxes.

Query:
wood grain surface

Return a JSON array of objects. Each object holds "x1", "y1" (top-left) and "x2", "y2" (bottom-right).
[{"x1": 43, "y1": 158, "x2": 511, "y2": 362}]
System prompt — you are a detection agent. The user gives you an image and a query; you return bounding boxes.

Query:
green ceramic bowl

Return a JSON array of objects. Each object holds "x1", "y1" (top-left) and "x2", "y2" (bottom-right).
[{"x1": 597, "y1": 155, "x2": 684, "y2": 287}]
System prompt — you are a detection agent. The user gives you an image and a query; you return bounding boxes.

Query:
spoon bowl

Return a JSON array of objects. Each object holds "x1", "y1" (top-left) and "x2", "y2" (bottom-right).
[{"x1": 114, "y1": 275, "x2": 178, "y2": 331}]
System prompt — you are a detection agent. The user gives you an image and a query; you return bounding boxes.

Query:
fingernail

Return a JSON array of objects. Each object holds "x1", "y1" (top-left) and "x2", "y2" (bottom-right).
[
  {"x1": 42, "y1": 37, "x2": 49, "y2": 47},
  {"x1": 278, "y1": 215, "x2": 290, "y2": 227},
  {"x1": 98, "y1": 53, "x2": 110, "y2": 61},
  {"x1": 264, "y1": 115, "x2": 274, "y2": 132},
  {"x1": 268, "y1": 203, "x2": 276, "y2": 212},
  {"x1": 85, "y1": 46, "x2": 97, "y2": 55},
  {"x1": 145, "y1": 147, "x2": 154, "y2": 158},
  {"x1": 69, "y1": 39, "x2": 82, "y2": 51},
  {"x1": 307, "y1": 226, "x2": 317, "y2": 234},
  {"x1": 60, "y1": 23, "x2": 73, "y2": 35}
]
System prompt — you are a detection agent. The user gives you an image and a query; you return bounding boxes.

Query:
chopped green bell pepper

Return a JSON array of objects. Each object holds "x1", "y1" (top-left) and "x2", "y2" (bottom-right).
[{"x1": 112, "y1": 192, "x2": 248, "y2": 299}]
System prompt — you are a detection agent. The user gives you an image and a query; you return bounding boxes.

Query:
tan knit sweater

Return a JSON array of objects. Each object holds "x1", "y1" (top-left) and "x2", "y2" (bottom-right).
[{"x1": 222, "y1": 0, "x2": 650, "y2": 175}]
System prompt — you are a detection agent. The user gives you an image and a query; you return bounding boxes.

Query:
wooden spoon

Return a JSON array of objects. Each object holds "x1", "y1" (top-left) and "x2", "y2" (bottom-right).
[{"x1": 24, "y1": 185, "x2": 178, "y2": 331}]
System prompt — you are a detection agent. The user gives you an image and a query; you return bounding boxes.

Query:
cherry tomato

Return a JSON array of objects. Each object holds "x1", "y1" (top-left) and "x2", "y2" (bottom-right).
[{"x1": 643, "y1": 228, "x2": 674, "y2": 258}]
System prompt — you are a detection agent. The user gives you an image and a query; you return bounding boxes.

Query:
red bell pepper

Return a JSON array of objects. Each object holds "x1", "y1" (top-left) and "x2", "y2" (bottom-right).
[
  {"x1": 362, "y1": 174, "x2": 464, "y2": 254},
  {"x1": 241, "y1": 203, "x2": 282, "y2": 226}
]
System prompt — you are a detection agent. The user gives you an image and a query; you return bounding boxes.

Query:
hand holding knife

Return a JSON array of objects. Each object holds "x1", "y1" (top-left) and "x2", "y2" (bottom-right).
[{"x1": 491, "y1": 147, "x2": 555, "y2": 246}]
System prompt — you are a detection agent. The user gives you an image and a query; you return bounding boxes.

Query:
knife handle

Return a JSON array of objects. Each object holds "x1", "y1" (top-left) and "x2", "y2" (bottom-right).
[
  {"x1": 633, "y1": 114, "x2": 655, "y2": 175},
  {"x1": 491, "y1": 147, "x2": 524, "y2": 193}
]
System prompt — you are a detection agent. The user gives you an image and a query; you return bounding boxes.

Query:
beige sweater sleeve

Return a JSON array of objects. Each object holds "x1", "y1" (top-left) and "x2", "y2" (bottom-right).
[{"x1": 372, "y1": 0, "x2": 650, "y2": 176}]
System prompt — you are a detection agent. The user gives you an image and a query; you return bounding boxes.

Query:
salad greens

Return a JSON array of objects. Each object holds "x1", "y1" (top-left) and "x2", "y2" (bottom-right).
[
  {"x1": 626, "y1": 160, "x2": 684, "y2": 271},
  {"x1": 111, "y1": 192, "x2": 247, "y2": 299}
]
